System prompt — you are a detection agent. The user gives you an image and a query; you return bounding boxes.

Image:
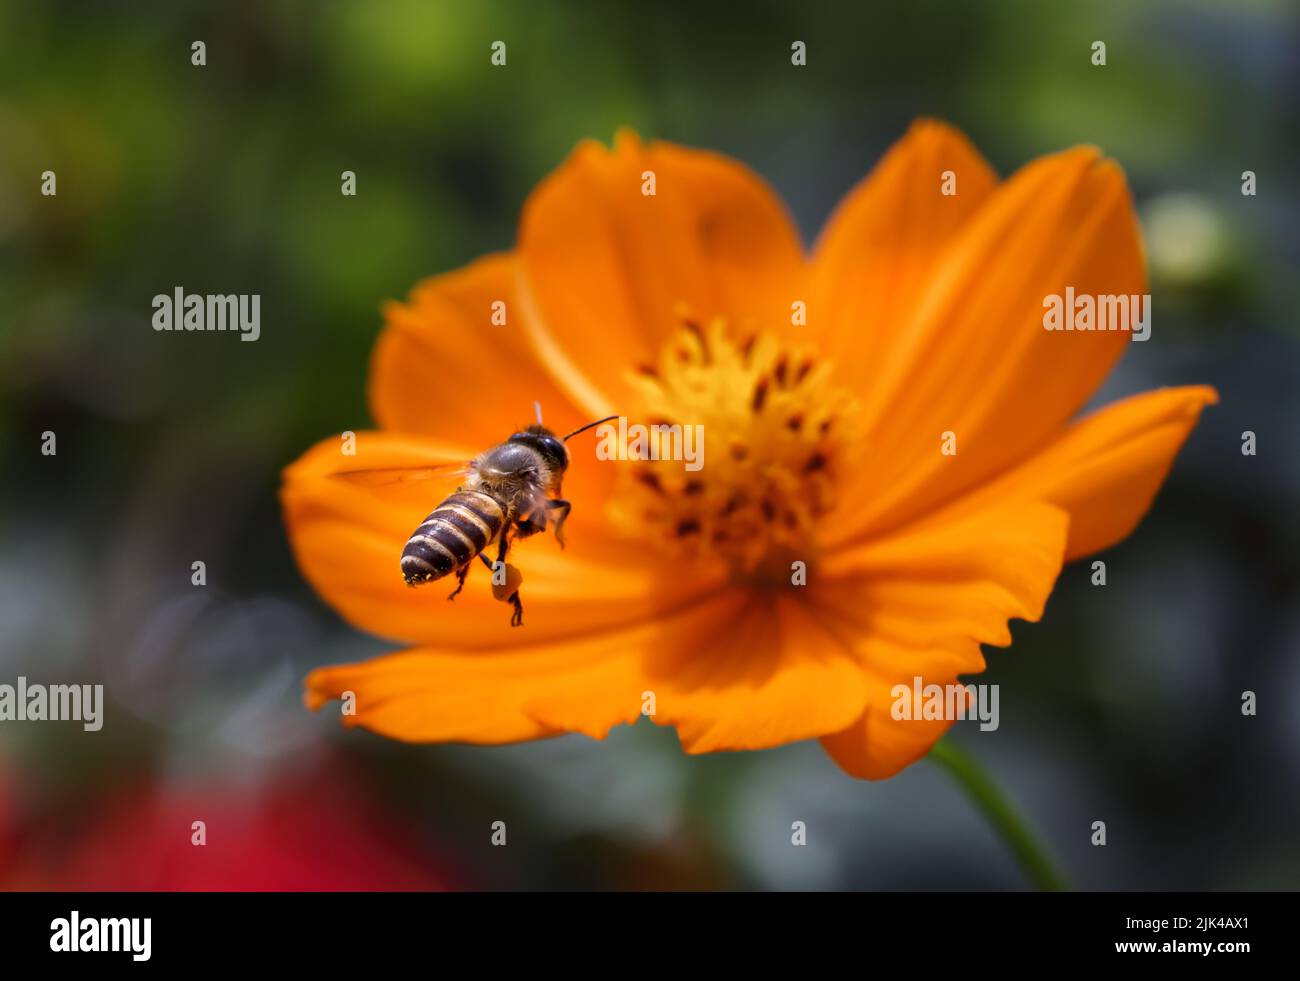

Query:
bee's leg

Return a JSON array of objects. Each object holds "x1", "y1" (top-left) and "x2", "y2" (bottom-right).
[
  {"x1": 478, "y1": 551, "x2": 505, "y2": 589},
  {"x1": 446, "y1": 561, "x2": 471, "y2": 601},
  {"x1": 547, "y1": 499, "x2": 571, "y2": 548},
  {"x1": 493, "y1": 529, "x2": 524, "y2": 627},
  {"x1": 514, "y1": 518, "x2": 544, "y2": 540}
]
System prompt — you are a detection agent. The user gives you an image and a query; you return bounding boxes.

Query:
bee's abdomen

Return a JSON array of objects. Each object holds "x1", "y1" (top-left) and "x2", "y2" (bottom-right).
[{"x1": 401, "y1": 491, "x2": 504, "y2": 585}]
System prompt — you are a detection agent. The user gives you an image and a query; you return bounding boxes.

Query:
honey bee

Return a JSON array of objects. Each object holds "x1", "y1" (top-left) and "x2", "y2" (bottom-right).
[{"x1": 332, "y1": 405, "x2": 616, "y2": 626}]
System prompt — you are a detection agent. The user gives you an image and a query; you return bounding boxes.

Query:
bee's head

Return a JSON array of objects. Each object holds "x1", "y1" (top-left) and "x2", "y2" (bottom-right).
[{"x1": 508, "y1": 425, "x2": 569, "y2": 471}]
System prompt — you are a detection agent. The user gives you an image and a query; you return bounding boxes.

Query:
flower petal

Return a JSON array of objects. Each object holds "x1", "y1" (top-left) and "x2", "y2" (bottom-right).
[
  {"x1": 369, "y1": 252, "x2": 581, "y2": 448},
  {"x1": 820, "y1": 696, "x2": 959, "y2": 781},
  {"x1": 644, "y1": 595, "x2": 871, "y2": 754},
  {"x1": 282, "y1": 430, "x2": 724, "y2": 648},
  {"x1": 813, "y1": 500, "x2": 1070, "y2": 779},
  {"x1": 818, "y1": 500, "x2": 1069, "y2": 656},
  {"x1": 944, "y1": 385, "x2": 1218, "y2": 560},
  {"x1": 306, "y1": 589, "x2": 871, "y2": 753},
  {"x1": 808, "y1": 119, "x2": 998, "y2": 378},
  {"x1": 833, "y1": 146, "x2": 1147, "y2": 542},
  {"x1": 305, "y1": 590, "x2": 747, "y2": 745},
  {"x1": 518, "y1": 130, "x2": 805, "y2": 416}
]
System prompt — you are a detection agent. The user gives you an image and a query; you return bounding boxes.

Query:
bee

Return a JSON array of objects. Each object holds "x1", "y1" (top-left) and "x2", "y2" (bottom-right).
[{"x1": 332, "y1": 405, "x2": 616, "y2": 627}]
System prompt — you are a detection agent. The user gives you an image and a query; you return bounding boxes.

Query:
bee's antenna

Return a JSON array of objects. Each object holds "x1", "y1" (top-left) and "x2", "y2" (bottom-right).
[
  {"x1": 562, "y1": 415, "x2": 619, "y2": 442},
  {"x1": 534, "y1": 401, "x2": 544, "y2": 425}
]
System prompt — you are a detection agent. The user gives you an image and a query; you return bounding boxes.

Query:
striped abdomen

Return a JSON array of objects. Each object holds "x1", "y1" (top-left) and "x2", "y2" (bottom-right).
[{"x1": 401, "y1": 491, "x2": 504, "y2": 585}]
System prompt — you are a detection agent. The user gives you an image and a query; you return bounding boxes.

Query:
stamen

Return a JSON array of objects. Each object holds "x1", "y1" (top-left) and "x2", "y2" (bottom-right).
[{"x1": 608, "y1": 316, "x2": 860, "y2": 572}]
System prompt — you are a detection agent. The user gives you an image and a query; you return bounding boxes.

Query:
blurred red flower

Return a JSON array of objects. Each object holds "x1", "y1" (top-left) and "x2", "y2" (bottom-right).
[{"x1": 2, "y1": 766, "x2": 450, "y2": 892}]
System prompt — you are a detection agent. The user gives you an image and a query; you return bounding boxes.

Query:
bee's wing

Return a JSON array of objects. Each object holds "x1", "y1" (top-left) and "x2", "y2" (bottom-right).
[{"x1": 327, "y1": 461, "x2": 473, "y2": 488}]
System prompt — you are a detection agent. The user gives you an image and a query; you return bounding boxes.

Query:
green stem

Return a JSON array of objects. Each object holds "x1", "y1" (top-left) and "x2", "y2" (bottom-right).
[{"x1": 928, "y1": 737, "x2": 1068, "y2": 891}]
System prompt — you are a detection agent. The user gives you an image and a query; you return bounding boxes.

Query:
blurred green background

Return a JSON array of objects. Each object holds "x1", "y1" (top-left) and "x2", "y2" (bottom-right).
[{"x1": 1, "y1": 0, "x2": 1297, "y2": 889}]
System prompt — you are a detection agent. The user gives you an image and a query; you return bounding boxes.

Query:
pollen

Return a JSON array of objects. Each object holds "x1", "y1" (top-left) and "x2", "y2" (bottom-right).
[{"x1": 607, "y1": 315, "x2": 860, "y2": 572}]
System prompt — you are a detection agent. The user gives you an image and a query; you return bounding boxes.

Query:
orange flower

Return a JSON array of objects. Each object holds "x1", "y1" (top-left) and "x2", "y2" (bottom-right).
[{"x1": 281, "y1": 121, "x2": 1216, "y2": 779}]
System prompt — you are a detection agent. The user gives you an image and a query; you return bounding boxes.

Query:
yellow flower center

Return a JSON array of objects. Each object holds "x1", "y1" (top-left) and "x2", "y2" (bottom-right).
[{"x1": 606, "y1": 315, "x2": 859, "y2": 579}]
